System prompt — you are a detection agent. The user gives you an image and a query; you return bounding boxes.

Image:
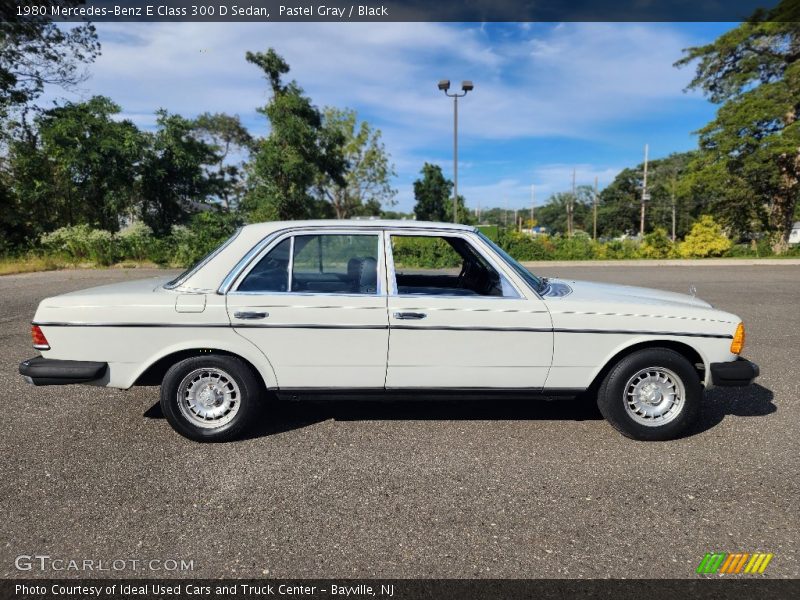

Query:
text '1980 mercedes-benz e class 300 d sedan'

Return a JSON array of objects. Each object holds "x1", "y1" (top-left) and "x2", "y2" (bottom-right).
[{"x1": 20, "y1": 220, "x2": 759, "y2": 442}]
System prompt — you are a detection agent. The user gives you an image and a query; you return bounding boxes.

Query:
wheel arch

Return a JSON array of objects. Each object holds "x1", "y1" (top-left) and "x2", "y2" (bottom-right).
[
  {"x1": 587, "y1": 339, "x2": 707, "y2": 394},
  {"x1": 133, "y1": 347, "x2": 274, "y2": 390}
]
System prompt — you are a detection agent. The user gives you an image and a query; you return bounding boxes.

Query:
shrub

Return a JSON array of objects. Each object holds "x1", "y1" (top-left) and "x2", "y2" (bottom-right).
[
  {"x1": 639, "y1": 227, "x2": 675, "y2": 259},
  {"x1": 602, "y1": 239, "x2": 640, "y2": 259},
  {"x1": 391, "y1": 235, "x2": 462, "y2": 269},
  {"x1": 725, "y1": 243, "x2": 758, "y2": 258},
  {"x1": 499, "y1": 230, "x2": 554, "y2": 261},
  {"x1": 552, "y1": 233, "x2": 595, "y2": 260},
  {"x1": 86, "y1": 229, "x2": 117, "y2": 265},
  {"x1": 679, "y1": 215, "x2": 733, "y2": 258},
  {"x1": 116, "y1": 222, "x2": 154, "y2": 261},
  {"x1": 40, "y1": 224, "x2": 120, "y2": 264},
  {"x1": 169, "y1": 211, "x2": 244, "y2": 267},
  {"x1": 40, "y1": 224, "x2": 95, "y2": 261}
]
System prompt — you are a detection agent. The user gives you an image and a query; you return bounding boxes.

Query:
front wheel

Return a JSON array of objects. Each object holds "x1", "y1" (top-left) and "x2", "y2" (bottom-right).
[
  {"x1": 160, "y1": 355, "x2": 261, "y2": 442},
  {"x1": 597, "y1": 348, "x2": 701, "y2": 441}
]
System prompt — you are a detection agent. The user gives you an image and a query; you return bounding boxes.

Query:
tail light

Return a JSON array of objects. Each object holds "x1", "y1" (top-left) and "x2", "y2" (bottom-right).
[
  {"x1": 730, "y1": 322, "x2": 745, "y2": 355},
  {"x1": 31, "y1": 325, "x2": 50, "y2": 350}
]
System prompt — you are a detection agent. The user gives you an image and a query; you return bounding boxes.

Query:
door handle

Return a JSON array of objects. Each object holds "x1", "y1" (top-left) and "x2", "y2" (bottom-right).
[
  {"x1": 234, "y1": 311, "x2": 268, "y2": 320},
  {"x1": 393, "y1": 312, "x2": 427, "y2": 320}
]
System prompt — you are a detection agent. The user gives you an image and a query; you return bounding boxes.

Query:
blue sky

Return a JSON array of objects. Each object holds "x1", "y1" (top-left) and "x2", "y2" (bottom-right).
[{"x1": 49, "y1": 21, "x2": 735, "y2": 213}]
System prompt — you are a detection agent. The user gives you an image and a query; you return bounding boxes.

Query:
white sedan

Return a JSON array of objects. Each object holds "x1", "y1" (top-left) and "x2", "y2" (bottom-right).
[{"x1": 19, "y1": 220, "x2": 759, "y2": 441}]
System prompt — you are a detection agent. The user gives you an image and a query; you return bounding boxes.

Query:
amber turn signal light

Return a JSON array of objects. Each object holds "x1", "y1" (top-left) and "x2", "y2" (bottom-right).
[{"x1": 730, "y1": 322, "x2": 745, "y2": 355}]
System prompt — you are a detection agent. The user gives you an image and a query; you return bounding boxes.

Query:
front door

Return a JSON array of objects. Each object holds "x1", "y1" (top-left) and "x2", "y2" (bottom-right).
[
  {"x1": 226, "y1": 231, "x2": 388, "y2": 389},
  {"x1": 385, "y1": 231, "x2": 553, "y2": 389}
]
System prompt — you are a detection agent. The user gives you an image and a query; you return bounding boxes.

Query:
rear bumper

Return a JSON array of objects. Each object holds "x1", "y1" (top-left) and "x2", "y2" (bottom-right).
[
  {"x1": 710, "y1": 357, "x2": 760, "y2": 387},
  {"x1": 19, "y1": 357, "x2": 107, "y2": 386}
]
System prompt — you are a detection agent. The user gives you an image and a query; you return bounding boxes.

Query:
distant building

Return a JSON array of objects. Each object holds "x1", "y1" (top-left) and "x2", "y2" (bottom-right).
[{"x1": 789, "y1": 222, "x2": 800, "y2": 245}]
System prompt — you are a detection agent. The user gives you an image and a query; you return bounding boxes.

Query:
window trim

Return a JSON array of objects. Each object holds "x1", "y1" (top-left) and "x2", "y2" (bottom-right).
[
  {"x1": 227, "y1": 228, "x2": 386, "y2": 297},
  {"x1": 384, "y1": 230, "x2": 523, "y2": 300}
]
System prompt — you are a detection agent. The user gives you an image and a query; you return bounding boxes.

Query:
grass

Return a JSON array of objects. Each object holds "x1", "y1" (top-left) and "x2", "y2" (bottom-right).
[{"x1": 0, "y1": 255, "x2": 164, "y2": 276}]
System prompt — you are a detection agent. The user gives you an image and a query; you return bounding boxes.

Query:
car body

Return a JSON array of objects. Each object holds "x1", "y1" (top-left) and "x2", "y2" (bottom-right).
[{"x1": 20, "y1": 220, "x2": 759, "y2": 441}]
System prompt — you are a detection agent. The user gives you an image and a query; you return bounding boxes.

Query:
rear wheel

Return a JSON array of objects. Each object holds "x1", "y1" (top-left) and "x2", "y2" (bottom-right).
[
  {"x1": 160, "y1": 355, "x2": 260, "y2": 442},
  {"x1": 597, "y1": 348, "x2": 701, "y2": 441}
]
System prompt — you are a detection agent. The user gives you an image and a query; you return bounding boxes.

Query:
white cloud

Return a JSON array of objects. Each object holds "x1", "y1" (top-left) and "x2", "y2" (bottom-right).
[
  {"x1": 43, "y1": 21, "x2": 712, "y2": 211},
  {"x1": 460, "y1": 164, "x2": 622, "y2": 212}
]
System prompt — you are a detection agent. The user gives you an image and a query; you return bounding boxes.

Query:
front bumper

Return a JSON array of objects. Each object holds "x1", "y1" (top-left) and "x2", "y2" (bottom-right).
[
  {"x1": 19, "y1": 357, "x2": 107, "y2": 386},
  {"x1": 710, "y1": 357, "x2": 760, "y2": 387}
]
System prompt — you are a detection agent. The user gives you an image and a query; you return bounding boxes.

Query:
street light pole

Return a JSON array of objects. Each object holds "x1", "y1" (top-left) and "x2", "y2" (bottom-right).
[
  {"x1": 453, "y1": 94, "x2": 458, "y2": 224},
  {"x1": 438, "y1": 80, "x2": 473, "y2": 223}
]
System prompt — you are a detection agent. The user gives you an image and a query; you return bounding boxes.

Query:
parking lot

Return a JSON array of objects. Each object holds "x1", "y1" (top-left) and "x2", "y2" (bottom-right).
[{"x1": 1, "y1": 264, "x2": 797, "y2": 578}]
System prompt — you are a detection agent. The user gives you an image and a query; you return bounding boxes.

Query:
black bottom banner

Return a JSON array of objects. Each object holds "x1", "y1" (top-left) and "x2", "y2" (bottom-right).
[{"x1": 2, "y1": 579, "x2": 799, "y2": 600}]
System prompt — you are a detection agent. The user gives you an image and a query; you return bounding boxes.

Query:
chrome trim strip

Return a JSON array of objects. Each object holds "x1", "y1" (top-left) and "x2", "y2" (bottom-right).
[
  {"x1": 34, "y1": 322, "x2": 232, "y2": 328},
  {"x1": 552, "y1": 328, "x2": 733, "y2": 339},
  {"x1": 392, "y1": 325, "x2": 550, "y2": 332},
  {"x1": 234, "y1": 324, "x2": 388, "y2": 330},
  {"x1": 287, "y1": 235, "x2": 295, "y2": 293},
  {"x1": 30, "y1": 321, "x2": 733, "y2": 338}
]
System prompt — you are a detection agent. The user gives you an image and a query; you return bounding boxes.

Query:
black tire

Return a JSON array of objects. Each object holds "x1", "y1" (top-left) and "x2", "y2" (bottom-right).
[
  {"x1": 160, "y1": 354, "x2": 261, "y2": 442},
  {"x1": 597, "y1": 348, "x2": 701, "y2": 441}
]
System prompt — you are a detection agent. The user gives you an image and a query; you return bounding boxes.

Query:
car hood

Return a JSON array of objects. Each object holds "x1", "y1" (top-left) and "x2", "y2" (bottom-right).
[
  {"x1": 546, "y1": 278, "x2": 712, "y2": 310},
  {"x1": 541, "y1": 277, "x2": 740, "y2": 331}
]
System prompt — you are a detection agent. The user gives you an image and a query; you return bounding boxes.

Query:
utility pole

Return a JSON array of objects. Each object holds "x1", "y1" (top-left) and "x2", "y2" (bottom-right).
[
  {"x1": 640, "y1": 143, "x2": 649, "y2": 237},
  {"x1": 504, "y1": 195, "x2": 508, "y2": 227},
  {"x1": 568, "y1": 168, "x2": 576, "y2": 237},
  {"x1": 514, "y1": 209, "x2": 519, "y2": 232},
  {"x1": 593, "y1": 175, "x2": 598, "y2": 241},
  {"x1": 530, "y1": 184, "x2": 535, "y2": 229},
  {"x1": 670, "y1": 176, "x2": 677, "y2": 242}
]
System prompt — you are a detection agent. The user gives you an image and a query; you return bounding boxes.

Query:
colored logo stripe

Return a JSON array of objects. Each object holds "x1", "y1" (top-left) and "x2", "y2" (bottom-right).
[{"x1": 697, "y1": 552, "x2": 773, "y2": 574}]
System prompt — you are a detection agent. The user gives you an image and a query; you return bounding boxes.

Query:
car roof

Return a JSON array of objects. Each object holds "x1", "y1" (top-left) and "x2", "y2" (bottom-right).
[{"x1": 239, "y1": 219, "x2": 476, "y2": 236}]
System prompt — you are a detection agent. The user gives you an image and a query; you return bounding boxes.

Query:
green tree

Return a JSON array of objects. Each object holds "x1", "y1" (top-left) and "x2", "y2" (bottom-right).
[
  {"x1": 597, "y1": 168, "x2": 641, "y2": 237},
  {"x1": 536, "y1": 186, "x2": 593, "y2": 235},
  {"x1": 242, "y1": 49, "x2": 345, "y2": 221},
  {"x1": 317, "y1": 107, "x2": 396, "y2": 218},
  {"x1": 0, "y1": 2, "x2": 100, "y2": 115},
  {"x1": 676, "y1": 1, "x2": 800, "y2": 251},
  {"x1": 192, "y1": 112, "x2": 254, "y2": 210},
  {"x1": 413, "y1": 163, "x2": 469, "y2": 222},
  {"x1": 139, "y1": 110, "x2": 219, "y2": 236},
  {"x1": 598, "y1": 152, "x2": 698, "y2": 239},
  {"x1": 3, "y1": 96, "x2": 142, "y2": 244}
]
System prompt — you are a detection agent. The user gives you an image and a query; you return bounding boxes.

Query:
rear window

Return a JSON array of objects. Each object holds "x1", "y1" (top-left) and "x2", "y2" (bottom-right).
[{"x1": 164, "y1": 228, "x2": 241, "y2": 290}]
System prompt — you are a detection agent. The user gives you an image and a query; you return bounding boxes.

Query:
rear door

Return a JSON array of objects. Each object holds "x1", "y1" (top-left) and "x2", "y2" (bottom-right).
[{"x1": 226, "y1": 230, "x2": 388, "y2": 389}]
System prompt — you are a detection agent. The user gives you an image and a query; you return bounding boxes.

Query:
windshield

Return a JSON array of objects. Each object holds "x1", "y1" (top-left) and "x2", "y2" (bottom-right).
[
  {"x1": 477, "y1": 231, "x2": 544, "y2": 293},
  {"x1": 164, "y1": 228, "x2": 242, "y2": 289}
]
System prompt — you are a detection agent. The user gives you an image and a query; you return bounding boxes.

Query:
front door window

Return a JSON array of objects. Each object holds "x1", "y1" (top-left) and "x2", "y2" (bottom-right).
[{"x1": 390, "y1": 234, "x2": 517, "y2": 298}]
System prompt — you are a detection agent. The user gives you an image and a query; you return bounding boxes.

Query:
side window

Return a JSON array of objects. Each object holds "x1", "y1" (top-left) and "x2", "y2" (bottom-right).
[
  {"x1": 291, "y1": 234, "x2": 379, "y2": 294},
  {"x1": 238, "y1": 237, "x2": 291, "y2": 292},
  {"x1": 391, "y1": 235, "x2": 516, "y2": 298}
]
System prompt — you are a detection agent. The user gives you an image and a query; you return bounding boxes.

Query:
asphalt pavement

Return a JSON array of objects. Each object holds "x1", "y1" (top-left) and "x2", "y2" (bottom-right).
[{"x1": 0, "y1": 265, "x2": 797, "y2": 578}]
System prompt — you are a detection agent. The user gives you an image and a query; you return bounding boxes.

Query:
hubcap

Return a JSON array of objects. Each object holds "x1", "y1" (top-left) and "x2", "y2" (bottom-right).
[
  {"x1": 623, "y1": 366, "x2": 685, "y2": 427},
  {"x1": 176, "y1": 368, "x2": 241, "y2": 429}
]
